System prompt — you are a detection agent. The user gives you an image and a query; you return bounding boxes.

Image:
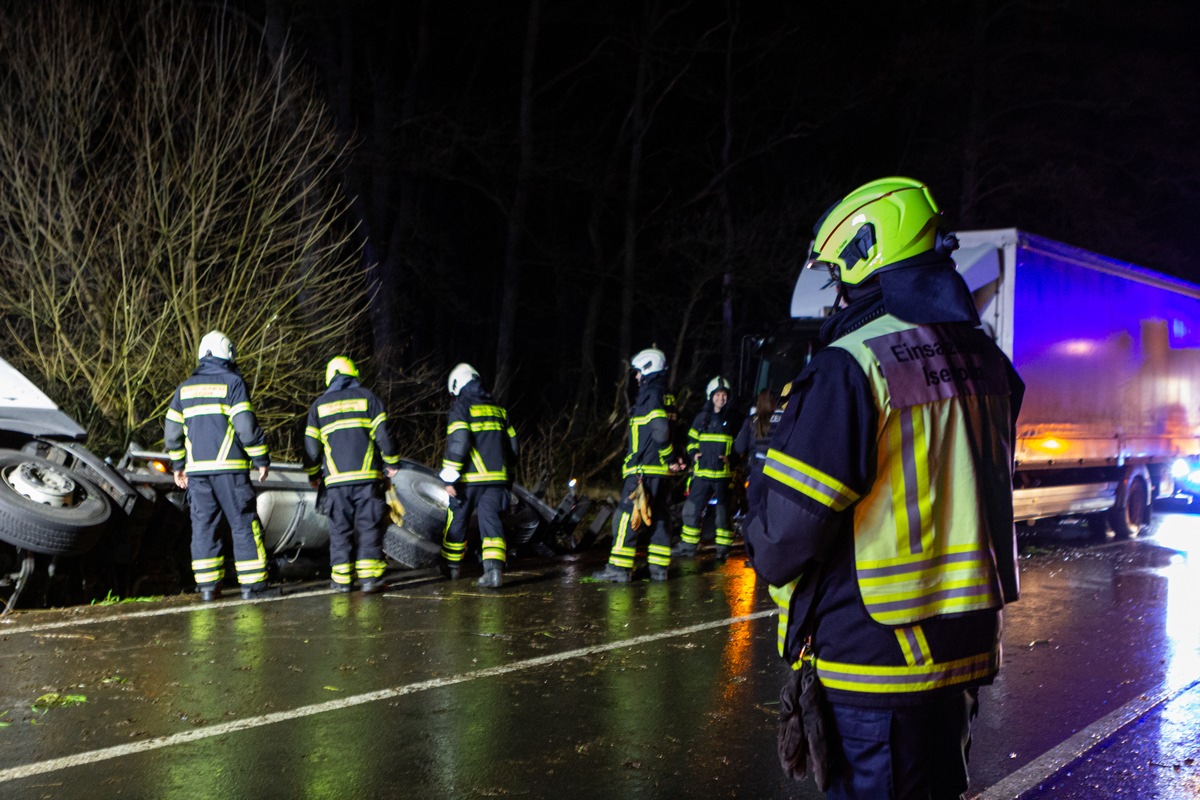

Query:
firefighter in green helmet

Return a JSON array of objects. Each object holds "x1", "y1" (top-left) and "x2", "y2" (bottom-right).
[{"x1": 744, "y1": 177, "x2": 1025, "y2": 797}]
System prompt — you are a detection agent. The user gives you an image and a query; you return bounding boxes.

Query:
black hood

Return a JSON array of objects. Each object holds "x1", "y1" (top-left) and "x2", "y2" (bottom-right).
[
  {"x1": 326, "y1": 374, "x2": 360, "y2": 393},
  {"x1": 821, "y1": 253, "x2": 979, "y2": 343}
]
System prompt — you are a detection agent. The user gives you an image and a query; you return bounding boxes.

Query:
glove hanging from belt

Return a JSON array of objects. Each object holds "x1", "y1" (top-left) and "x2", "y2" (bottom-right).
[
  {"x1": 629, "y1": 475, "x2": 652, "y2": 530},
  {"x1": 778, "y1": 642, "x2": 831, "y2": 790}
]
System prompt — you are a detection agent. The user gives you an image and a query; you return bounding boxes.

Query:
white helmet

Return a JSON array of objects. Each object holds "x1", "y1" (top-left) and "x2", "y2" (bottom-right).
[
  {"x1": 198, "y1": 330, "x2": 235, "y2": 362},
  {"x1": 448, "y1": 362, "x2": 479, "y2": 396},
  {"x1": 631, "y1": 347, "x2": 666, "y2": 375},
  {"x1": 706, "y1": 376, "x2": 731, "y2": 400}
]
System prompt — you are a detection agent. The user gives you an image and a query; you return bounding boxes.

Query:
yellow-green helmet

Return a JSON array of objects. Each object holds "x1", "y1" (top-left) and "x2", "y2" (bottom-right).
[
  {"x1": 805, "y1": 177, "x2": 943, "y2": 286},
  {"x1": 325, "y1": 355, "x2": 359, "y2": 386}
]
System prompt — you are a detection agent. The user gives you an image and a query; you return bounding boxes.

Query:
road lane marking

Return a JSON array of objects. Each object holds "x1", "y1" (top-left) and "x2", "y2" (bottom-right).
[
  {"x1": 973, "y1": 675, "x2": 1200, "y2": 799},
  {"x1": 0, "y1": 572, "x2": 441, "y2": 635},
  {"x1": 0, "y1": 609, "x2": 776, "y2": 782}
]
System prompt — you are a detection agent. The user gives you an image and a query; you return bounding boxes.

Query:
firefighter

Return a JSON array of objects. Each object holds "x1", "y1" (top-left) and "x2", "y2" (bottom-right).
[
  {"x1": 164, "y1": 331, "x2": 273, "y2": 602},
  {"x1": 674, "y1": 376, "x2": 736, "y2": 560},
  {"x1": 744, "y1": 177, "x2": 1024, "y2": 798},
  {"x1": 303, "y1": 356, "x2": 400, "y2": 594},
  {"x1": 438, "y1": 363, "x2": 518, "y2": 589},
  {"x1": 593, "y1": 347, "x2": 677, "y2": 583}
]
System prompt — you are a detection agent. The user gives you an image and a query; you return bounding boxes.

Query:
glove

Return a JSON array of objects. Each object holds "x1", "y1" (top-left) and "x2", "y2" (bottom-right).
[
  {"x1": 629, "y1": 479, "x2": 651, "y2": 531},
  {"x1": 385, "y1": 487, "x2": 406, "y2": 527},
  {"x1": 778, "y1": 660, "x2": 831, "y2": 790}
]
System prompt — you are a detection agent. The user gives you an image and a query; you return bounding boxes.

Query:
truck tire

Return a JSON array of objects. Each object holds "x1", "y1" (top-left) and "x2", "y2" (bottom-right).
[
  {"x1": 383, "y1": 524, "x2": 441, "y2": 569},
  {"x1": 1109, "y1": 471, "x2": 1152, "y2": 539},
  {"x1": 389, "y1": 466, "x2": 448, "y2": 540},
  {"x1": 0, "y1": 450, "x2": 111, "y2": 556}
]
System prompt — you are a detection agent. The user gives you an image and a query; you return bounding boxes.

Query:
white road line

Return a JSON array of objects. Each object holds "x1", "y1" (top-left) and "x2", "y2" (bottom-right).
[
  {"x1": 0, "y1": 609, "x2": 776, "y2": 782},
  {"x1": 0, "y1": 573, "x2": 440, "y2": 635},
  {"x1": 972, "y1": 675, "x2": 1200, "y2": 799}
]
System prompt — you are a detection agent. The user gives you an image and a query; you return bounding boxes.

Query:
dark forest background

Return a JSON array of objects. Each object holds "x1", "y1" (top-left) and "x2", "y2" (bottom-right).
[
  {"x1": 3, "y1": 0, "x2": 1199, "y2": 487},
  {"x1": 259, "y1": 0, "x2": 1200, "y2": 407}
]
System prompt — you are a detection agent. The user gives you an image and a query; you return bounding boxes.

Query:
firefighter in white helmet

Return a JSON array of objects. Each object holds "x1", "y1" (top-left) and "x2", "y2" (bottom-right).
[
  {"x1": 303, "y1": 356, "x2": 401, "y2": 594},
  {"x1": 164, "y1": 331, "x2": 273, "y2": 602},
  {"x1": 593, "y1": 347, "x2": 677, "y2": 582},
  {"x1": 439, "y1": 363, "x2": 518, "y2": 589},
  {"x1": 674, "y1": 376, "x2": 736, "y2": 560}
]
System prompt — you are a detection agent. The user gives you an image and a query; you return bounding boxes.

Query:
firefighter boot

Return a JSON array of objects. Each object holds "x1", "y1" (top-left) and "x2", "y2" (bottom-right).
[
  {"x1": 330, "y1": 580, "x2": 352, "y2": 593},
  {"x1": 477, "y1": 560, "x2": 504, "y2": 589},
  {"x1": 441, "y1": 561, "x2": 461, "y2": 581},
  {"x1": 649, "y1": 565, "x2": 669, "y2": 582},
  {"x1": 592, "y1": 563, "x2": 632, "y2": 583},
  {"x1": 360, "y1": 578, "x2": 385, "y2": 594},
  {"x1": 671, "y1": 540, "x2": 698, "y2": 558},
  {"x1": 715, "y1": 545, "x2": 730, "y2": 561},
  {"x1": 199, "y1": 586, "x2": 221, "y2": 602}
]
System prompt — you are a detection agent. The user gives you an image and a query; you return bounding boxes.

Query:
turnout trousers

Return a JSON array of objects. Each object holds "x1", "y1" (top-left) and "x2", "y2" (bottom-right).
[
  {"x1": 187, "y1": 472, "x2": 268, "y2": 590},
  {"x1": 327, "y1": 481, "x2": 387, "y2": 587},
  {"x1": 607, "y1": 474, "x2": 671, "y2": 570},
  {"x1": 441, "y1": 485, "x2": 510, "y2": 565},
  {"x1": 826, "y1": 688, "x2": 978, "y2": 800},
  {"x1": 680, "y1": 476, "x2": 733, "y2": 547}
]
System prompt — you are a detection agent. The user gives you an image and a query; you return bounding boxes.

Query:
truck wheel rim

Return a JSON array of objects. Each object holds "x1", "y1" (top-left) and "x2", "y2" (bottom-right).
[{"x1": 4, "y1": 462, "x2": 77, "y2": 507}]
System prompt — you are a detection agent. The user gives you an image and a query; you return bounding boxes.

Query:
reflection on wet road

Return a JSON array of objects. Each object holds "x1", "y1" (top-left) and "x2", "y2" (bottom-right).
[{"x1": 2, "y1": 512, "x2": 1200, "y2": 798}]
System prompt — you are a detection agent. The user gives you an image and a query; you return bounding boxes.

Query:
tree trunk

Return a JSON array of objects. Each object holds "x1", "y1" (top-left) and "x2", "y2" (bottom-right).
[{"x1": 495, "y1": 0, "x2": 540, "y2": 398}]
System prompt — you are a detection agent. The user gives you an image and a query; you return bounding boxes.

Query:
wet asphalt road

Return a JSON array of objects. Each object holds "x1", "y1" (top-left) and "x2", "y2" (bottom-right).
[{"x1": 3, "y1": 510, "x2": 1200, "y2": 799}]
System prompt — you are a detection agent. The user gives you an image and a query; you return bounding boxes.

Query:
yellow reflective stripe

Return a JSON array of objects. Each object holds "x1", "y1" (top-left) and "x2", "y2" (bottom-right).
[
  {"x1": 305, "y1": 426, "x2": 323, "y2": 441},
  {"x1": 318, "y1": 399, "x2": 368, "y2": 416},
  {"x1": 244, "y1": 444, "x2": 268, "y2": 458},
  {"x1": 468, "y1": 421, "x2": 506, "y2": 432},
  {"x1": 382, "y1": 453, "x2": 401, "y2": 465},
  {"x1": 369, "y1": 413, "x2": 387, "y2": 432},
  {"x1": 462, "y1": 471, "x2": 508, "y2": 483},
  {"x1": 166, "y1": 408, "x2": 185, "y2": 423},
  {"x1": 610, "y1": 512, "x2": 636, "y2": 567},
  {"x1": 229, "y1": 401, "x2": 253, "y2": 417},
  {"x1": 481, "y1": 537, "x2": 507, "y2": 561},
  {"x1": 447, "y1": 421, "x2": 470, "y2": 435},
  {"x1": 863, "y1": 581, "x2": 999, "y2": 624},
  {"x1": 694, "y1": 468, "x2": 732, "y2": 479},
  {"x1": 355, "y1": 559, "x2": 386, "y2": 578},
  {"x1": 506, "y1": 426, "x2": 517, "y2": 438},
  {"x1": 815, "y1": 651, "x2": 997, "y2": 694},
  {"x1": 320, "y1": 419, "x2": 373, "y2": 436},
  {"x1": 894, "y1": 625, "x2": 933, "y2": 667},
  {"x1": 623, "y1": 465, "x2": 670, "y2": 477},
  {"x1": 769, "y1": 580, "x2": 797, "y2": 661},
  {"x1": 182, "y1": 403, "x2": 230, "y2": 418},
  {"x1": 630, "y1": 409, "x2": 667, "y2": 426},
  {"x1": 180, "y1": 384, "x2": 228, "y2": 400},
  {"x1": 186, "y1": 459, "x2": 252, "y2": 471},
  {"x1": 647, "y1": 543, "x2": 670, "y2": 567},
  {"x1": 193, "y1": 557, "x2": 224, "y2": 570},
  {"x1": 470, "y1": 404, "x2": 505, "y2": 418},
  {"x1": 325, "y1": 470, "x2": 381, "y2": 485},
  {"x1": 167, "y1": 449, "x2": 186, "y2": 460},
  {"x1": 763, "y1": 448, "x2": 859, "y2": 511},
  {"x1": 697, "y1": 433, "x2": 733, "y2": 444}
]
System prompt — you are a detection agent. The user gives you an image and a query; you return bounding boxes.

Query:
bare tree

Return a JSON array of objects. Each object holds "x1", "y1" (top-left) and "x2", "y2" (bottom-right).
[{"x1": 0, "y1": 1, "x2": 368, "y2": 457}]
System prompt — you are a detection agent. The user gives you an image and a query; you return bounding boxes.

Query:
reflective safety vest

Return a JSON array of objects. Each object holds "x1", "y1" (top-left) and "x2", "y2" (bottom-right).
[{"x1": 829, "y1": 314, "x2": 1014, "y2": 626}]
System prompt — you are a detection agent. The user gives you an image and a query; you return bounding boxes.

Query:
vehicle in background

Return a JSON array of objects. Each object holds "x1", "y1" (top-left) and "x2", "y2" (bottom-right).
[{"x1": 741, "y1": 229, "x2": 1200, "y2": 538}]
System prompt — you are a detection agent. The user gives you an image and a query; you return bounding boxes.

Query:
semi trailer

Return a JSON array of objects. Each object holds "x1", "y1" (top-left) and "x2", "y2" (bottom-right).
[{"x1": 742, "y1": 228, "x2": 1200, "y2": 537}]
